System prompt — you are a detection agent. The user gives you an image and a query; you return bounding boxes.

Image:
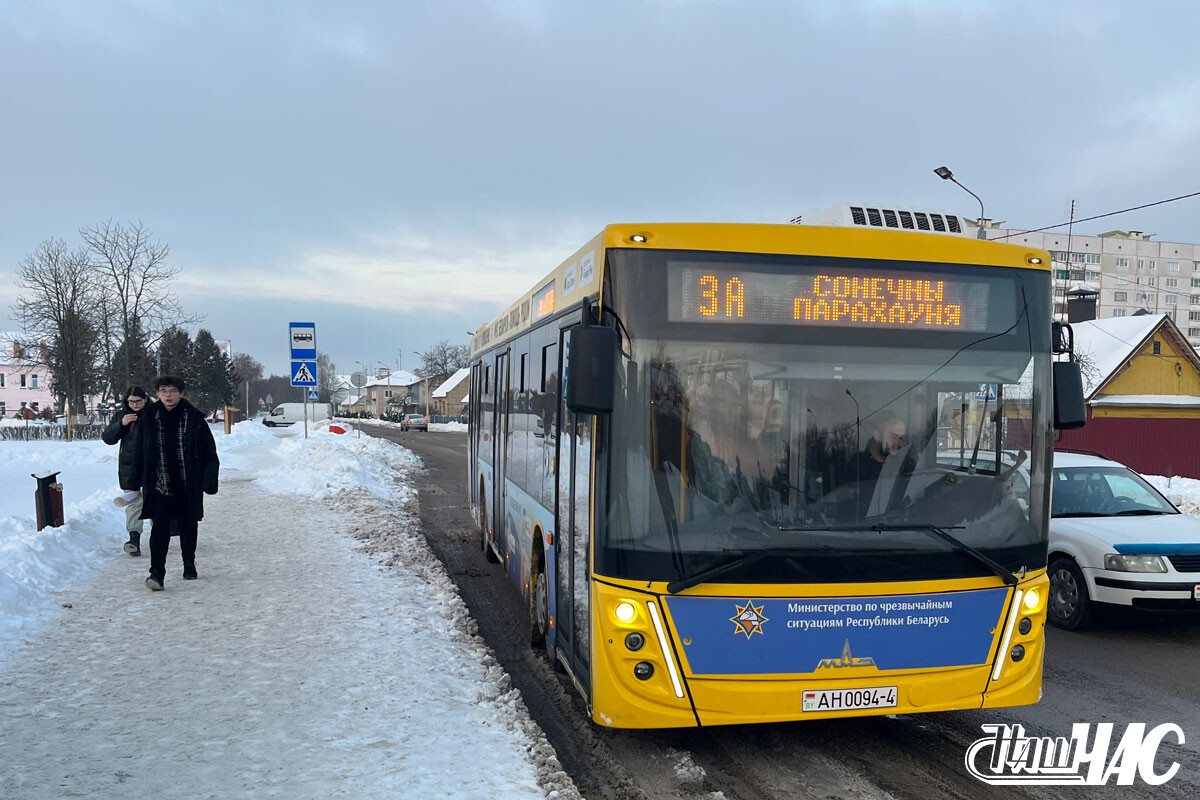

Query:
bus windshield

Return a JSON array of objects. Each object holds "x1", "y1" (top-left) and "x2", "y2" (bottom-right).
[{"x1": 600, "y1": 250, "x2": 1053, "y2": 584}]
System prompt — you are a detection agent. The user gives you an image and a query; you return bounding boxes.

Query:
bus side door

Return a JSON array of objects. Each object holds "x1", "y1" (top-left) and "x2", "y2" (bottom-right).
[
  {"x1": 492, "y1": 350, "x2": 510, "y2": 565},
  {"x1": 554, "y1": 327, "x2": 592, "y2": 689}
]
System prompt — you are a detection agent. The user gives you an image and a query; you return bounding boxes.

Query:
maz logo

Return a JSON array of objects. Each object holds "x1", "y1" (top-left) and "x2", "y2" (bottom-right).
[{"x1": 816, "y1": 639, "x2": 876, "y2": 669}]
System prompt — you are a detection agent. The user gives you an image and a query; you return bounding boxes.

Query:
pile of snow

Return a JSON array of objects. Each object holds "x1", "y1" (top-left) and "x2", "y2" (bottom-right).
[
  {"x1": 1142, "y1": 474, "x2": 1200, "y2": 517},
  {"x1": 430, "y1": 421, "x2": 468, "y2": 432},
  {"x1": 0, "y1": 440, "x2": 125, "y2": 653}
]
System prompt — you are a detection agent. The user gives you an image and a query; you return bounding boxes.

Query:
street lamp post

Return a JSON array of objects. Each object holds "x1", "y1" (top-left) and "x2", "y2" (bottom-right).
[
  {"x1": 934, "y1": 166, "x2": 988, "y2": 239},
  {"x1": 412, "y1": 351, "x2": 430, "y2": 419},
  {"x1": 354, "y1": 360, "x2": 372, "y2": 417}
]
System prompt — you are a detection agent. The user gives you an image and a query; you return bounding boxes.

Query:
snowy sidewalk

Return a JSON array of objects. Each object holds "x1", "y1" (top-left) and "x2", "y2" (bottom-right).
[{"x1": 0, "y1": 443, "x2": 573, "y2": 798}]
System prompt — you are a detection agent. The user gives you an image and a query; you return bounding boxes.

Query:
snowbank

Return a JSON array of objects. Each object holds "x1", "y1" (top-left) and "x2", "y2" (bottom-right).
[
  {"x1": 1142, "y1": 474, "x2": 1200, "y2": 517},
  {"x1": 0, "y1": 440, "x2": 126, "y2": 651}
]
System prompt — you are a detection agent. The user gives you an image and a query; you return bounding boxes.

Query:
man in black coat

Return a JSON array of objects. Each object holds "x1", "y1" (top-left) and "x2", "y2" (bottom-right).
[
  {"x1": 130, "y1": 375, "x2": 220, "y2": 591},
  {"x1": 101, "y1": 386, "x2": 150, "y2": 556}
]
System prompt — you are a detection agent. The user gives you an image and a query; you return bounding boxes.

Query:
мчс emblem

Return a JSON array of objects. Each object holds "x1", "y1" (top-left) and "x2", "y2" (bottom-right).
[{"x1": 731, "y1": 600, "x2": 769, "y2": 638}]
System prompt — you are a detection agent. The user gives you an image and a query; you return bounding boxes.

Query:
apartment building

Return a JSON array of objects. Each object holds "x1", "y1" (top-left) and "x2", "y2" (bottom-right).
[{"x1": 976, "y1": 225, "x2": 1200, "y2": 349}]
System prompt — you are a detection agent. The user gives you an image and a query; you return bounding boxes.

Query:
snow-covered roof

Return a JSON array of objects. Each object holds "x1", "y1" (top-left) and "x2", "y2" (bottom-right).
[
  {"x1": 363, "y1": 370, "x2": 422, "y2": 389},
  {"x1": 1090, "y1": 394, "x2": 1200, "y2": 407},
  {"x1": 1070, "y1": 314, "x2": 1166, "y2": 397},
  {"x1": 433, "y1": 368, "x2": 470, "y2": 398}
]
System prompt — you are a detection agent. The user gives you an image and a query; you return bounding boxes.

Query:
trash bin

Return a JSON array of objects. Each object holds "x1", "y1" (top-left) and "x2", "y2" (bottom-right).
[{"x1": 32, "y1": 471, "x2": 64, "y2": 531}]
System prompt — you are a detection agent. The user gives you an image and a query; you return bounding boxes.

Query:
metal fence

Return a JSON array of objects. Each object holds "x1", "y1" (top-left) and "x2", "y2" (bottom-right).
[{"x1": 0, "y1": 423, "x2": 108, "y2": 442}]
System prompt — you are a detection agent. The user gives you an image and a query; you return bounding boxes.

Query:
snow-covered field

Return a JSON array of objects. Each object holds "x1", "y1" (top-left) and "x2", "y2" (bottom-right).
[{"x1": 0, "y1": 420, "x2": 576, "y2": 798}]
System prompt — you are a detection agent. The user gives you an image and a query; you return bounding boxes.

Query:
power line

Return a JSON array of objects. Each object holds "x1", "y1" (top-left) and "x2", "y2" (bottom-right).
[{"x1": 995, "y1": 189, "x2": 1200, "y2": 240}]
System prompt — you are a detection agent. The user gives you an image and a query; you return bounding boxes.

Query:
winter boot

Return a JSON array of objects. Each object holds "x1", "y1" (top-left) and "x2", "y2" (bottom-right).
[
  {"x1": 145, "y1": 567, "x2": 165, "y2": 592},
  {"x1": 182, "y1": 561, "x2": 198, "y2": 580},
  {"x1": 123, "y1": 531, "x2": 141, "y2": 557}
]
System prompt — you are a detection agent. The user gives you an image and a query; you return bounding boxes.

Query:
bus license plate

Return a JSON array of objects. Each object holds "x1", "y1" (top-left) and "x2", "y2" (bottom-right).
[{"x1": 802, "y1": 686, "x2": 897, "y2": 713}]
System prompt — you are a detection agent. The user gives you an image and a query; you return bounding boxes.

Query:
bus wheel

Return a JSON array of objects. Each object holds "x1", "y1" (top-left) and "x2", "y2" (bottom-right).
[
  {"x1": 1048, "y1": 557, "x2": 1091, "y2": 631},
  {"x1": 480, "y1": 496, "x2": 499, "y2": 564},
  {"x1": 532, "y1": 569, "x2": 559, "y2": 668}
]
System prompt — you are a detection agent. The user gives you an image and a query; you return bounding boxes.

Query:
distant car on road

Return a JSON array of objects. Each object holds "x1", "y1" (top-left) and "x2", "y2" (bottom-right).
[
  {"x1": 1048, "y1": 452, "x2": 1200, "y2": 630},
  {"x1": 400, "y1": 413, "x2": 428, "y2": 432}
]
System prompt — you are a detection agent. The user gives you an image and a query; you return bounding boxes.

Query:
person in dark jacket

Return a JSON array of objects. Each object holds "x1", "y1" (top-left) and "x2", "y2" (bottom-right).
[
  {"x1": 101, "y1": 386, "x2": 150, "y2": 556},
  {"x1": 130, "y1": 375, "x2": 219, "y2": 591}
]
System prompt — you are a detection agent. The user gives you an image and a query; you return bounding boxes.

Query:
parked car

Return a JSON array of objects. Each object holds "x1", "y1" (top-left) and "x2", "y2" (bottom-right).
[
  {"x1": 262, "y1": 403, "x2": 333, "y2": 427},
  {"x1": 399, "y1": 413, "x2": 428, "y2": 432},
  {"x1": 1048, "y1": 452, "x2": 1200, "y2": 630}
]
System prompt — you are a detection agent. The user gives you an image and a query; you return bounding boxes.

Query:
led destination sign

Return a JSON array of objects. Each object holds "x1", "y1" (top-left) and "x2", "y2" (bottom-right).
[{"x1": 668, "y1": 263, "x2": 997, "y2": 332}]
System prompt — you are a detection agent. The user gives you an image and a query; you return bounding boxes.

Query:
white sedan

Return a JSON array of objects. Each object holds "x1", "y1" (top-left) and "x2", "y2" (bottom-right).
[{"x1": 1048, "y1": 452, "x2": 1200, "y2": 629}]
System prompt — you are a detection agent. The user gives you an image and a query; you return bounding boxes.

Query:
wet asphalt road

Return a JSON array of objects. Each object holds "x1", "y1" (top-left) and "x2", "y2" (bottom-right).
[{"x1": 368, "y1": 427, "x2": 1200, "y2": 800}]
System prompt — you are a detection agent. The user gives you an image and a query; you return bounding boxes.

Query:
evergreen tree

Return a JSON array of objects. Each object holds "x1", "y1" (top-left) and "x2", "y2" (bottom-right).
[
  {"x1": 187, "y1": 329, "x2": 236, "y2": 414},
  {"x1": 110, "y1": 320, "x2": 156, "y2": 396},
  {"x1": 156, "y1": 327, "x2": 193, "y2": 380}
]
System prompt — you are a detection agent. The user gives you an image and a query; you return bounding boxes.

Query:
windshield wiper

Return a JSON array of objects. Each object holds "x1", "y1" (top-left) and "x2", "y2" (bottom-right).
[
  {"x1": 666, "y1": 547, "x2": 811, "y2": 594},
  {"x1": 776, "y1": 523, "x2": 1018, "y2": 586},
  {"x1": 1111, "y1": 509, "x2": 1172, "y2": 516},
  {"x1": 1053, "y1": 511, "x2": 1112, "y2": 518}
]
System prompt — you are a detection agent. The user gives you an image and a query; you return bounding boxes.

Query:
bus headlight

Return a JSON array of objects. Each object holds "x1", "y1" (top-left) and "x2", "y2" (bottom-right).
[
  {"x1": 1104, "y1": 554, "x2": 1167, "y2": 573},
  {"x1": 1023, "y1": 587, "x2": 1043, "y2": 612},
  {"x1": 615, "y1": 601, "x2": 638, "y2": 623},
  {"x1": 625, "y1": 632, "x2": 645, "y2": 651}
]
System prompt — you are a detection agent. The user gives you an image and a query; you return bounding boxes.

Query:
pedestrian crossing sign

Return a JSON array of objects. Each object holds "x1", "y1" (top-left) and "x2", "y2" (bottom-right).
[
  {"x1": 974, "y1": 383, "x2": 997, "y2": 401},
  {"x1": 307, "y1": 389, "x2": 319, "y2": 400},
  {"x1": 291, "y1": 360, "x2": 317, "y2": 387}
]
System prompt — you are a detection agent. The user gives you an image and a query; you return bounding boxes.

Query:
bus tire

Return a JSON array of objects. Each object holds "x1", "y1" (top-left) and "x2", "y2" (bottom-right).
[
  {"x1": 532, "y1": 568, "x2": 559, "y2": 668},
  {"x1": 480, "y1": 493, "x2": 499, "y2": 563},
  {"x1": 1048, "y1": 557, "x2": 1091, "y2": 631}
]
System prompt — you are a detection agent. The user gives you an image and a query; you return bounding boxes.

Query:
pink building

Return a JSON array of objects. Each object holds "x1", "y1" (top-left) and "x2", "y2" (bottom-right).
[{"x1": 0, "y1": 336, "x2": 55, "y2": 419}]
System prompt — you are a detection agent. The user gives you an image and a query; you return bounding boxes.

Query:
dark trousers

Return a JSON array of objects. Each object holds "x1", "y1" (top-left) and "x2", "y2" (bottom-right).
[{"x1": 149, "y1": 518, "x2": 198, "y2": 572}]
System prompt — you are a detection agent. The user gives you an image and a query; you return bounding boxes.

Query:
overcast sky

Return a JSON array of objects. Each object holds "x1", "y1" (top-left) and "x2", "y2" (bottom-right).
[{"x1": 3, "y1": 0, "x2": 1199, "y2": 378}]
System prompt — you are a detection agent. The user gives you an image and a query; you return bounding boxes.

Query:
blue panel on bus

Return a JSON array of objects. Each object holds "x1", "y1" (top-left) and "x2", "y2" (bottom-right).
[{"x1": 665, "y1": 588, "x2": 1008, "y2": 675}]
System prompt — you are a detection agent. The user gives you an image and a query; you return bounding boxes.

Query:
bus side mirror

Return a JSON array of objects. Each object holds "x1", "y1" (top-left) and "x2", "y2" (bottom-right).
[
  {"x1": 1052, "y1": 361, "x2": 1086, "y2": 430},
  {"x1": 566, "y1": 325, "x2": 617, "y2": 415}
]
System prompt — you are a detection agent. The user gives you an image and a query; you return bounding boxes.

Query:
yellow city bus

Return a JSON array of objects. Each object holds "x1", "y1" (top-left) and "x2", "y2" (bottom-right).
[{"x1": 467, "y1": 207, "x2": 1084, "y2": 728}]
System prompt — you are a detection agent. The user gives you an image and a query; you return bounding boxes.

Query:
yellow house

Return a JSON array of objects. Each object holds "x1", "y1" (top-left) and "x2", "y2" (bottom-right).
[{"x1": 1058, "y1": 313, "x2": 1200, "y2": 477}]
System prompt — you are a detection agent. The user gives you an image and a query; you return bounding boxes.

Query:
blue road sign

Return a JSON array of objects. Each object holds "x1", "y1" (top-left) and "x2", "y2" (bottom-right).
[
  {"x1": 290, "y1": 322, "x2": 316, "y2": 360},
  {"x1": 974, "y1": 383, "x2": 997, "y2": 401},
  {"x1": 291, "y1": 360, "x2": 318, "y2": 387},
  {"x1": 307, "y1": 389, "x2": 319, "y2": 401}
]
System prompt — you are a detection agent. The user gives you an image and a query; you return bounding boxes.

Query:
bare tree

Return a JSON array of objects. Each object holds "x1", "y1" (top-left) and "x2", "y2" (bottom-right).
[
  {"x1": 10, "y1": 238, "x2": 103, "y2": 415},
  {"x1": 81, "y1": 220, "x2": 200, "y2": 394},
  {"x1": 232, "y1": 353, "x2": 264, "y2": 385},
  {"x1": 417, "y1": 340, "x2": 470, "y2": 386},
  {"x1": 316, "y1": 351, "x2": 337, "y2": 404}
]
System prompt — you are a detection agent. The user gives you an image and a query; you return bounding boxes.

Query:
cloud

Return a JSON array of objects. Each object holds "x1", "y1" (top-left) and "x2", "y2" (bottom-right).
[{"x1": 173, "y1": 222, "x2": 593, "y2": 313}]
